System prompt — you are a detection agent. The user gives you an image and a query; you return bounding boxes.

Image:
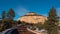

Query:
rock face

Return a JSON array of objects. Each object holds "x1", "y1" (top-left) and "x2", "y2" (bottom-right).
[
  {"x1": 18, "y1": 12, "x2": 47, "y2": 24},
  {"x1": 17, "y1": 25, "x2": 35, "y2": 34}
]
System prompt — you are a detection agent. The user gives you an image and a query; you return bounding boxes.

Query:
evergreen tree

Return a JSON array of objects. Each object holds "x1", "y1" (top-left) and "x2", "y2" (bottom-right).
[
  {"x1": 0, "y1": 11, "x2": 6, "y2": 31},
  {"x1": 44, "y1": 7, "x2": 59, "y2": 34},
  {"x1": 1, "y1": 11, "x2": 6, "y2": 28},
  {"x1": 7, "y1": 8, "x2": 15, "y2": 27},
  {"x1": 2, "y1": 11, "x2": 5, "y2": 24},
  {"x1": 36, "y1": 22, "x2": 43, "y2": 30},
  {"x1": 7, "y1": 8, "x2": 15, "y2": 20}
]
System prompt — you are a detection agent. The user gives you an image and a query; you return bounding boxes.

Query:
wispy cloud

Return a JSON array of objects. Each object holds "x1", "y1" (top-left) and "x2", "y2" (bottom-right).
[
  {"x1": 15, "y1": 7, "x2": 30, "y2": 16},
  {"x1": 14, "y1": 7, "x2": 30, "y2": 20},
  {"x1": 14, "y1": 7, "x2": 60, "y2": 20}
]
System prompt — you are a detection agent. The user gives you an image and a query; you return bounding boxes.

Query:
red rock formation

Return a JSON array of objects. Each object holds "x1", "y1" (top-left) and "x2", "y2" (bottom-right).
[{"x1": 17, "y1": 25, "x2": 35, "y2": 34}]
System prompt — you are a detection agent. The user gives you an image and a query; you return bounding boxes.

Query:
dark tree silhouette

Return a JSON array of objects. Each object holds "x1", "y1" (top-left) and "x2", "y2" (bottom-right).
[
  {"x1": 44, "y1": 7, "x2": 59, "y2": 34},
  {"x1": 2, "y1": 11, "x2": 5, "y2": 24},
  {"x1": 7, "y1": 8, "x2": 15, "y2": 27},
  {"x1": 7, "y1": 8, "x2": 15, "y2": 20}
]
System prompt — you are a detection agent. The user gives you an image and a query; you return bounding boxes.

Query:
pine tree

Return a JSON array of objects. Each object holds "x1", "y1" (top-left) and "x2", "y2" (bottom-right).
[
  {"x1": 2, "y1": 11, "x2": 6, "y2": 28},
  {"x1": 7, "y1": 8, "x2": 15, "y2": 20},
  {"x1": 44, "y1": 7, "x2": 59, "y2": 34},
  {"x1": 1, "y1": 11, "x2": 6, "y2": 31},
  {"x1": 36, "y1": 22, "x2": 43, "y2": 30},
  {"x1": 7, "y1": 8, "x2": 15, "y2": 27},
  {"x1": 2, "y1": 11, "x2": 5, "y2": 24}
]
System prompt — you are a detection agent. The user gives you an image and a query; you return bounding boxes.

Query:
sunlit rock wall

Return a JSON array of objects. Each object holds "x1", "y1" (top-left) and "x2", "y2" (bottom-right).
[{"x1": 18, "y1": 12, "x2": 47, "y2": 24}]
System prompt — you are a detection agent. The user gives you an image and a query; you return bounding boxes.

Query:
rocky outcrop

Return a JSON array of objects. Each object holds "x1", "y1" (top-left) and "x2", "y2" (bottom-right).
[{"x1": 18, "y1": 12, "x2": 47, "y2": 24}]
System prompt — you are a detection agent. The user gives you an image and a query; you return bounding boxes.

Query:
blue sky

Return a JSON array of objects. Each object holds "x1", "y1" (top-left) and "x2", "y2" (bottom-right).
[{"x1": 0, "y1": 0, "x2": 60, "y2": 20}]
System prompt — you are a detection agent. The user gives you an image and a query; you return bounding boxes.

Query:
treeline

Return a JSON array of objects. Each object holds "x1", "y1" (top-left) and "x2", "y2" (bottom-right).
[
  {"x1": 0, "y1": 8, "x2": 33, "y2": 32},
  {"x1": 0, "y1": 8, "x2": 17, "y2": 31},
  {"x1": 0, "y1": 7, "x2": 60, "y2": 34},
  {"x1": 30, "y1": 7, "x2": 60, "y2": 34}
]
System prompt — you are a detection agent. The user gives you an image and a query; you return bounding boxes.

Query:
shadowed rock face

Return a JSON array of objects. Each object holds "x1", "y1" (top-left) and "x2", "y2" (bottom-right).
[
  {"x1": 17, "y1": 25, "x2": 35, "y2": 34},
  {"x1": 18, "y1": 12, "x2": 47, "y2": 24}
]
